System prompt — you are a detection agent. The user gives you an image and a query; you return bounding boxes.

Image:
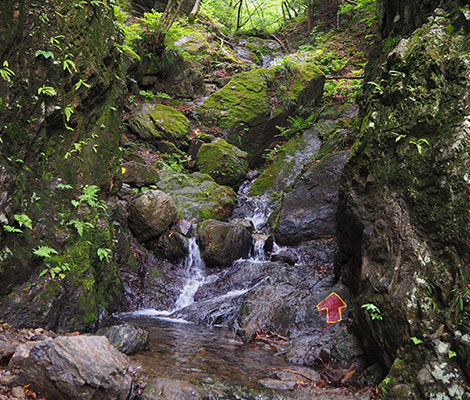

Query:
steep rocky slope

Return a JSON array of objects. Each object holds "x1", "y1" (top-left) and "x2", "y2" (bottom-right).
[{"x1": 337, "y1": 2, "x2": 470, "y2": 398}]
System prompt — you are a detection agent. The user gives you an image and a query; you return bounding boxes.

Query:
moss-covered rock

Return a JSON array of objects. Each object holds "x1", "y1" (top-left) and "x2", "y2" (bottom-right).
[
  {"x1": 156, "y1": 170, "x2": 237, "y2": 221},
  {"x1": 196, "y1": 138, "x2": 248, "y2": 189},
  {"x1": 249, "y1": 127, "x2": 322, "y2": 197},
  {"x1": 337, "y1": 6, "x2": 470, "y2": 396},
  {"x1": 173, "y1": 34, "x2": 209, "y2": 54},
  {"x1": 197, "y1": 58, "x2": 324, "y2": 165},
  {"x1": 128, "y1": 103, "x2": 191, "y2": 150},
  {"x1": 0, "y1": 0, "x2": 128, "y2": 331}
]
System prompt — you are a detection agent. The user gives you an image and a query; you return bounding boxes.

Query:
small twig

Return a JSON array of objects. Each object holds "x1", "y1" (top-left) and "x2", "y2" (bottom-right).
[
  {"x1": 282, "y1": 369, "x2": 317, "y2": 385},
  {"x1": 271, "y1": 34, "x2": 290, "y2": 54}
]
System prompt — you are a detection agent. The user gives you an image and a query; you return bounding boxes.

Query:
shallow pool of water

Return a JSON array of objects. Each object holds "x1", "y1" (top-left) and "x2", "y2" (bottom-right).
[{"x1": 119, "y1": 316, "x2": 292, "y2": 389}]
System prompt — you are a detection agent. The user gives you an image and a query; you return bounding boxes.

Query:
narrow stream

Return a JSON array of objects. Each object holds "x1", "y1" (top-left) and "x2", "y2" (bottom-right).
[{"x1": 117, "y1": 170, "x2": 362, "y2": 398}]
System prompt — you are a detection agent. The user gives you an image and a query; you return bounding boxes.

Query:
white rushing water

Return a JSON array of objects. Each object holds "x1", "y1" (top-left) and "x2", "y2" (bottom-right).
[{"x1": 174, "y1": 237, "x2": 207, "y2": 310}]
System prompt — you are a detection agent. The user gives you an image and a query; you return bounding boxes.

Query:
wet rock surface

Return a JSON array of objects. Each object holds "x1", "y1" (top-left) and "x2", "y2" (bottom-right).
[
  {"x1": 336, "y1": 5, "x2": 470, "y2": 398},
  {"x1": 97, "y1": 323, "x2": 150, "y2": 355},
  {"x1": 128, "y1": 190, "x2": 177, "y2": 243},
  {"x1": 196, "y1": 219, "x2": 252, "y2": 267},
  {"x1": 275, "y1": 151, "x2": 348, "y2": 246},
  {"x1": 7, "y1": 336, "x2": 131, "y2": 400}
]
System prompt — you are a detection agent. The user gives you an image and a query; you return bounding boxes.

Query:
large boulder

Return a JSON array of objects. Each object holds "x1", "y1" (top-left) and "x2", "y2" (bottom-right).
[
  {"x1": 197, "y1": 56, "x2": 324, "y2": 165},
  {"x1": 8, "y1": 336, "x2": 131, "y2": 400},
  {"x1": 121, "y1": 161, "x2": 159, "y2": 188},
  {"x1": 337, "y1": 6, "x2": 470, "y2": 398},
  {"x1": 250, "y1": 105, "x2": 356, "y2": 197},
  {"x1": 137, "y1": 55, "x2": 206, "y2": 99},
  {"x1": 128, "y1": 190, "x2": 177, "y2": 242},
  {"x1": 196, "y1": 219, "x2": 252, "y2": 267},
  {"x1": 128, "y1": 104, "x2": 191, "y2": 151},
  {"x1": 196, "y1": 138, "x2": 248, "y2": 189},
  {"x1": 249, "y1": 126, "x2": 322, "y2": 197},
  {"x1": 274, "y1": 151, "x2": 348, "y2": 246},
  {"x1": 156, "y1": 171, "x2": 237, "y2": 221}
]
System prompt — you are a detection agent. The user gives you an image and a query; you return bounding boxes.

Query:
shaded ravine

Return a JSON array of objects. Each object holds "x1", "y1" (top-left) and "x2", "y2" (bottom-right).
[{"x1": 114, "y1": 162, "x2": 369, "y2": 397}]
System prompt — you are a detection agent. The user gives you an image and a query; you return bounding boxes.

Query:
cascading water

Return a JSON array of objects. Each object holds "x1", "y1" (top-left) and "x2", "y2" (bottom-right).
[
  {"x1": 173, "y1": 237, "x2": 206, "y2": 310},
  {"x1": 231, "y1": 173, "x2": 278, "y2": 261}
]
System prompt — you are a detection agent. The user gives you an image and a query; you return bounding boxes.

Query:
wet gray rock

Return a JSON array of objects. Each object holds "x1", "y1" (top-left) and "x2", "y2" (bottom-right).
[
  {"x1": 196, "y1": 219, "x2": 252, "y2": 267},
  {"x1": 141, "y1": 377, "x2": 209, "y2": 400},
  {"x1": 128, "y1": 190, "x2": 177, "y2": 243},
  {"x1": 8, "y1": 336, "x2": 131, "y2": 400},
  {"x1": 121, "y1": 161, "x2": 159, "y2": 188},
  {"x1": 97, "y1": 323, "x2": 149, "y2": 355},
  {"x1": 274, "y1": 151, "x2": 348, "y2": 246},
  {"x1": 150, "y1": 230, "x2": 189, "y2": 263}
]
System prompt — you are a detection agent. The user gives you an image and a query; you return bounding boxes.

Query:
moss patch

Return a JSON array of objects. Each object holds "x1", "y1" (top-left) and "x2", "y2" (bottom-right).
[
  {"x1": 156, "y1": 171, "x2": 237, "y2": 221},
  {"x1": 128, "y1": 103, "x2": 191, "y2": 149},
  {"x1": 196, "y1": 138, "x2": 248, "y2": 189}
]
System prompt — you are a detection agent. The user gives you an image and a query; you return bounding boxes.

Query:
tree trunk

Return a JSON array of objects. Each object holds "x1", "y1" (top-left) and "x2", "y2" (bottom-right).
[{"x1": 188, "y1": 0, "x2": 202, "y2": 23}]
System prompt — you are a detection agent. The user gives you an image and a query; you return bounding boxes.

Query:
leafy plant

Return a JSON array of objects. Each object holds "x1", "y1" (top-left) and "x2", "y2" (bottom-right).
[
  {"x1": 276, "y1": 114, "x2": 315, "y2": 140},
  {"x1": 362, "y1": 303, "x2": 383, "y2": 320},
  {"x1": 57, "y1": 183, "x2": 73, "y2": 189},
  {"x1": 75, "y1": 78, "x2": 91, "y2": 90},
  {"x1": 35, "y1": 245, "x2": 70, "y2": 280},
  {"x1": 76, "y1": 185, "x2": 107, "y2": 210},
  {"x1": 139, "y1": 90, "x2": 155, "y2": 100},
  {"x1": 448, "y1": 268, "x2": 470, "y2": 323},
  {"x1": 68, "y1": 219, "x2": 94, "y2": 237},
  {"x1": 0, "y1": 61, "x2": 15, "y2": 82},
  {"x1": 63, "y1": 104, "x2": 74, "y2": 130},
  {"x1": 14, "y1": 214, "x2": 32, "y2": 230},
  {"x1": 34, "y1": 245, "x2": 58, "y2": 259},
  {"x1": 38, "y1": 85, "x2": 56, "y2": 96},
  {"x1": 63, "y1": 54, "x2": 77, "y2": 74},
  {"x1": 409, "y1": 138, "x2": 429, "y2": 155},
  {"x1": 3, "y1": 225, "x2": 23, "y2": 234},
  {"x1": 368, "y1": 81, "x2": 384, "y2": 95},
  {"x1": 97, "y1": 247, "x2": 112, "y2": 263}
]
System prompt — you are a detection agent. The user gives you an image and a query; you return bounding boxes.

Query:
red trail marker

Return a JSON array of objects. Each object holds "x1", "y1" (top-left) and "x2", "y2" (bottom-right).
[{"x1": 316, "y1": 292, "x2": 347, "y2": 324}]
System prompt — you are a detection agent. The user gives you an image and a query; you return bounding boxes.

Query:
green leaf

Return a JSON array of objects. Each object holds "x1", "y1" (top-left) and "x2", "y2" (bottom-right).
[
  {"x1": 35, "y1": 50, "x2": 54, "y2": 59},
  {"x1": 57, "y1": 183, "x2": 73, "y2": 189},
  {"x1": 71, "y1": 199, "x2": 80, "y2": 208},
  {"x1": 33, "y1": 245, "x2": 58, "y2": 259},
  {"x1": 97, "y1": 247, "x2": 112, "y2": 262},
  {"x1": 14, "y1": 214, "x2": 33, "y2": 230},
  {"x1": 411, "y1": 337, "x2": 423, "y2": 345},
  {"x1": 3, "y1": 225, "x2": 23, "y2": 233},
  {"x1": 63, "y1": 104, "x2": 74, "y2": 122},
  {"x1": 75, "y1": 78, "x2": 91, "y2": 90},
  {"x1": 448, "y1": 350, "x2": 457, "y2": 359},
  {"x1": 38, "y1": 85, "x2": 56, "y2": 96}
]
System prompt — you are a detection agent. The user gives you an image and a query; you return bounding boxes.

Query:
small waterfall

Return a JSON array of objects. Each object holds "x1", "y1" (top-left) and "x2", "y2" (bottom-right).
[
  {"x1": 174, "y1": 238, "x2": 206, "y2": 310},
  {"x1": 251, "y1": 233, "x2": 270, "y2": 261}
]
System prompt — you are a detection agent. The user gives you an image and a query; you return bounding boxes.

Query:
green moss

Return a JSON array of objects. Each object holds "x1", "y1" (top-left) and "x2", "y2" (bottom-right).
[
  {"x1": 198, "y1": 68, "x2": 272, "y2": 130},
  {"x1": 129, "y1": 104, "x2": 190, "y2": 148},
  {"x1": 156, "y1": 170, "x2": 237, "y2": 221},
  {"x1": 196, "y1": 138, "x2": 248, "y2": 189}
]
